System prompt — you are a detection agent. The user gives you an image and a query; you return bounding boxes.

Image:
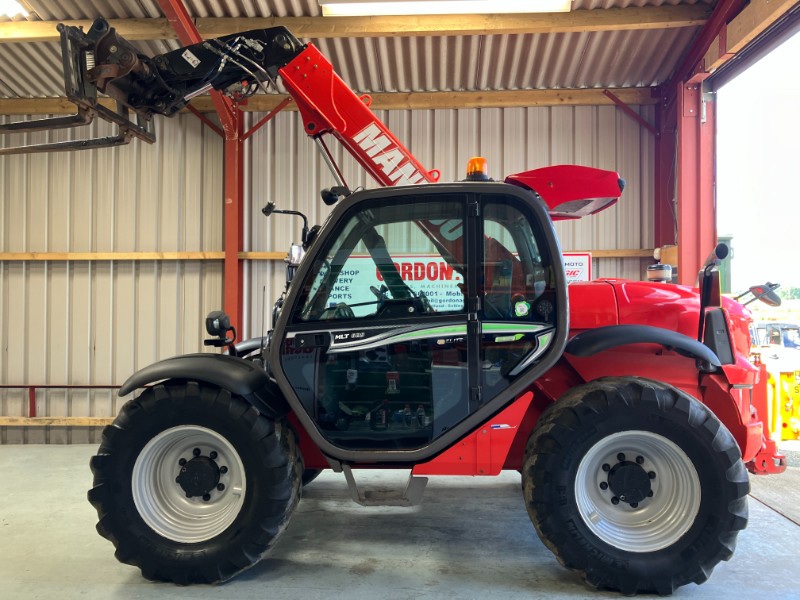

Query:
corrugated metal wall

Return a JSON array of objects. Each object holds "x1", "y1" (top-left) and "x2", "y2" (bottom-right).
[
  {"x1": 1, "y1": 103, "x2": 655, "y2": 443},
  {"x1": 1, "y1": 114, "x2": 224, "y2": 443}
]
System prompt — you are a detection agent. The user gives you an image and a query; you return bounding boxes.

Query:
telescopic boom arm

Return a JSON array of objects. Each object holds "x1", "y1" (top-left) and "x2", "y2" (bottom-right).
[{"x1": 0, "y1": 18, "x2": 437, "y2": 190}]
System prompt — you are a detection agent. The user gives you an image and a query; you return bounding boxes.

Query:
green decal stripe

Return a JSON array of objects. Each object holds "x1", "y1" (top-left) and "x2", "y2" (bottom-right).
[
  {"x1": 482, "y1": 322, "x2": 550, "y2": 334},
  {"x1": 391, "y1": 324, "x2": 467, "y2": 343},
  {"x1": 331, "y1": 324, "x2": 468, "y2": 352},
  {"x1": 331, "y1": 322, "x2": 551, "y2": 352},
  {"x1": 494, "y1": 334, "x2": 525, "y2": 343}
]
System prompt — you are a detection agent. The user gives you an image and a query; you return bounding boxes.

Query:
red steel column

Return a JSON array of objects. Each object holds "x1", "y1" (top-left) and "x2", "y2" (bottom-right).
[
  {"x1": 159, "y1": 0, "x2": 244, "y2": 332},
  {"x1": 654, "y1": 99, "x2": 677, "y2": 248},
  {"x1": 658, "y1": 0, "x2": 741, "y2": 280},
  {"x1": 224, "y1": 117, "x2": 245, "y2": 334},
  {"x1": 676, "y1": 83, "x2": 717, "y2": 285}
]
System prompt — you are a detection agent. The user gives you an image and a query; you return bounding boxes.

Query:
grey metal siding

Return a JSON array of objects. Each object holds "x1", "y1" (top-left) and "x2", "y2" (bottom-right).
[{"x1": 0, "y1": 114, "x2": 223, "y2": 443}]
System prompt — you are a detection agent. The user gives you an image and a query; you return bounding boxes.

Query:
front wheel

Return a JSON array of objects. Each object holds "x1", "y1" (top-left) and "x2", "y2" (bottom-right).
[
  {"x1": 88, "y1": 382, "x2": 302, "y2": 583},
  {"x1": 523, "y1": 377, "x2": 749, "y2": 595}
]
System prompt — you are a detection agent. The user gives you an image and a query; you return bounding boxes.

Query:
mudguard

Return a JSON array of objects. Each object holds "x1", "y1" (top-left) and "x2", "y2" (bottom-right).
[
  {"x1": 117, "y1": 353, "x2": 289, "y2": 418},
  {"x1": 232, "y1": 336, "x2": 268, "y2": 357},
  {"x1": 565, "y1": 324, "x2": 721, "y2": 369}
]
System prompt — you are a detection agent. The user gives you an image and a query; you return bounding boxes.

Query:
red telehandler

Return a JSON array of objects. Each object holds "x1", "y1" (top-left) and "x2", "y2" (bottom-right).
[{"x1": 1, "y1": 19, "x2": 785, "y2": 595}]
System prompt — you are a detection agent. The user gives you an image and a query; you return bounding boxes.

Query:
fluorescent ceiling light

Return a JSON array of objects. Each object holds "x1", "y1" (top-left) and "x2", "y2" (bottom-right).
[
  {"x1": 0, "y1": 0, "x2": 28, "y2": 17},
  {"x1": 320, "y1": 0, "x2": 572, "y2": 17}
]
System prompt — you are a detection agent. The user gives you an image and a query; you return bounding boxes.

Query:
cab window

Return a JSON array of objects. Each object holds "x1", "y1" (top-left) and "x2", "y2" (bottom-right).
[{"x1": 293, "y1": 197, "x2": 466, "y2": 323}]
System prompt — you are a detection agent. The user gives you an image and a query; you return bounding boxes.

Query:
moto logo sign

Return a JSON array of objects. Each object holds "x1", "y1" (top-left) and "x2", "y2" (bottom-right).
[{"x1": 563, "y1": 252, "x2": 592, "y2": 282}]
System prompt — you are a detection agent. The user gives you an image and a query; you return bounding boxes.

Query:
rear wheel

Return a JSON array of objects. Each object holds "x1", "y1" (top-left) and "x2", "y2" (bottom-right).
[
  {"x1": 88, "y1": 382, "x2": 302, "y2": 583},
  {"x1": 523, "y1": 377, "x2": 749, "y2": 595},
  {"x1": 302, "y1": 469, "x2": 323, "y2": 486}
]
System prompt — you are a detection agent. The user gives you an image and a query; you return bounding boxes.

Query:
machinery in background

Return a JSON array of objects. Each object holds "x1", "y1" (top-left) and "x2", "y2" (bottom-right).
[{"x1": 752, "y1": 321, "x2": 800, "y2": 440}]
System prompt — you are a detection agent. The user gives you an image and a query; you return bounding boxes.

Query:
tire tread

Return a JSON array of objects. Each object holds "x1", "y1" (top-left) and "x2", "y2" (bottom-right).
[
  {"x1": 87, "y1": 381, "x2": 302, "y2": 584},
  {"x1": 522, "y1": 377, "x2": 749, "y2": 595}
]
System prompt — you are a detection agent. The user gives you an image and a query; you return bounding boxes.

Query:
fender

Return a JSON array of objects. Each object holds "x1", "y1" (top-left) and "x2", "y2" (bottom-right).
[
  {"x1": 232, "y1": 336, "x2": 268, "y2": 357},
  {"x1": 118, "y1": 353, "x2": 289, "y2": 418},
  {"x1": 565, "y1": 325, "x2": 721, "y2": 370}
]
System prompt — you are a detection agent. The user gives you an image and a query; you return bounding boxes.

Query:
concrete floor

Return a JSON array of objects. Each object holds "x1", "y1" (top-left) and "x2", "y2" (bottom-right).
[{"x1": 1, "y1": 445, "x2": 800, "y2": 600}]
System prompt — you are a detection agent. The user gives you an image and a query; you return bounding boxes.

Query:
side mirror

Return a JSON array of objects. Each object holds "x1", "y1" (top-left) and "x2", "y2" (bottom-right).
[
  {"x1": 748, "y1": 283, "x2": 782, "y2": 307},
  {"x1": 734, "y1": 281, "x2": 781, "y2": 307},
  {"x1": 205, "y1": 311, "x2": 236, "y2": 348},
  {"x1": 206, "y1": 311, "x2": 231, "y2": 337}
]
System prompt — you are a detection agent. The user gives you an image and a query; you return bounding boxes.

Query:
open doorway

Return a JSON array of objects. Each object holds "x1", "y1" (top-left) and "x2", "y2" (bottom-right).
[
  {"x1": 716, "y1": 32, "x2": 800, "y2": 300},
  {"x1": 716, "y1": 30, "x2": 800, "y2": 507}
]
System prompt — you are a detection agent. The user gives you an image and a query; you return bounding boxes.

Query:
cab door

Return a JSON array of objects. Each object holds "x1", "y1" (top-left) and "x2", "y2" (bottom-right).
[
  {"x1": 477, "y1": 193, "x2": 559, "y2": 402},
  {"x1": 276, "y1": 193, "x2": 472, "y2": 452}
]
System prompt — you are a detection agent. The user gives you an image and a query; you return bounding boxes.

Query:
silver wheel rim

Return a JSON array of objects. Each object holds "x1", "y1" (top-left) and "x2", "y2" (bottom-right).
[
  {"x1": 574, "y1": 430, "x2": 700, "y2": 553},
  {"x1": 132, "y1": 425, "x2": 246, "y2": 543}
]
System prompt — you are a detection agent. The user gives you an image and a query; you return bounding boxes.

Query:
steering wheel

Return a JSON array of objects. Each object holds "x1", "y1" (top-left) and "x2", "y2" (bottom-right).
[
  {"x1": 370, "y1": 285, "x2": 389, "y2": 300},
  {"x1": 333, "y1": 302, "x2": 355, "y2": 319}
]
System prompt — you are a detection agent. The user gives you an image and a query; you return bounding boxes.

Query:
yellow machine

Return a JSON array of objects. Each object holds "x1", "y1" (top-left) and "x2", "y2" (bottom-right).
[
  {"x1": 765, "y1": 369, "x2": 800, "y2": 440},
  {"x1": 752, "y1": 322, "x2": 800, "y2": 440}
]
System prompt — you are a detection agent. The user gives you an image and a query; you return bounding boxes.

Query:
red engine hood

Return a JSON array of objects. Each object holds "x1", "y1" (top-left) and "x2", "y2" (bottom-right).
[
  {"x1": 568, "y1": 279, "x2": 753, "y2": 355},
  {"x1": 567, "y1": 281, "x2": 619, "y2": 330}
]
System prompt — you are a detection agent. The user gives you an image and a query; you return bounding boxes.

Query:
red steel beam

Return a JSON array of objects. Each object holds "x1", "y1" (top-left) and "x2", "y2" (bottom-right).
[
  {"x1": 603, "y1": 89, "x2": 659, "y2": 138},
  {"x1": 243, "y1": 97, "x2": 293, "y2": 141},
  {"x1": 158, "y1": 0, "x2": 236, "y2": 129},
  {"x1": 604, "y1": 87, "x2": 673, "y2": 250},
  {"x1": 655, "y1": 1, "x2": 742, "y2": 273},
  {"x1": 0, "y1": 385, "x2": 127, "y2": 418},
  {"x1": 225, "y1": 118, "x2": 245, "y2": 335},
  {"x1": 158, "y1": 0, "x2": 245, "y2": 333},
  {"x1": 676, "y1": 83, "x2": 716, "y2": 285},
  {"x1": 662, "y1": 0, "x2": 745, "y2": 111},
  {"x1": 654, "y1": 100, "x2": 677, "y2": 248},
  {"x1": 187, "y1": 104, "x2": 224, "y2": 138}
]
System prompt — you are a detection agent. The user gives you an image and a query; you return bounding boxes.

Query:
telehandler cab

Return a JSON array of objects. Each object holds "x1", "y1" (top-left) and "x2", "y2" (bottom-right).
[{"x1": 2, "y1": 19, "x2": 786, "y2": 595}]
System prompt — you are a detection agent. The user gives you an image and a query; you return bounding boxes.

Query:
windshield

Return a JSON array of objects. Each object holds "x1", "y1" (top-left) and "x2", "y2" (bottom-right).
[{"x1": 294, "y1": 196, "x2": 467, "y2": 322}]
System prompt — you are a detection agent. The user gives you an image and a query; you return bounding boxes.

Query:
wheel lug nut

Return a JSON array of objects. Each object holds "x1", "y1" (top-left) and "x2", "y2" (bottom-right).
[
  {"x1": 602, "y1": 463, "x2": 611, "y2": 472},
  {"x1": 186, "y1": 492, "x2": 192, "y2": 498},
  {"x1": 648, "y1": 471, "x2": 656, "y2": 479},
  {"x1": 599, "y1": 481, "x2": 609, "y2": 490},
  {"x1": 611, "y1": 497, "x2": 620, "y2": 505},
  {"x1": 193, "y1": 448, "x2": 201, "y2": 457},
  {"x1": 209, "y1": 451, "x2": 218, "y2": 460},
  {"x1": 217, "y1": 484, "x2": 225, "y2": 491},
  {"x1": 647, "y1": 490, "x2": 654, "y2": 497},
  {"x1": 202, "y1": 494, "x2": 211, "y2": 502},
  {"x1": 220, "y1": 466, "x2": 228, "y2": 474},
  {"x1": 617, "y1": 453, "x2": 626, "y2": 462},
  {"x1": 178, "y1": 458, "x2": 187, "y2": 466},
  {"x1": 630, "y1": 502, "x2": 638, "y2": 508},
  {"x1": 636, "y1": 456, "x2": 644, "y2": 464}
]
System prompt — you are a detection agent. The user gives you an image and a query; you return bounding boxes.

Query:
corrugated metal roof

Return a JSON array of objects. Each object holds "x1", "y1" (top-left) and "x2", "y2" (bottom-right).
[
  {"x1": 0, "y1": 0, "x2": 714, "y2": 101},
  {"x1": 11, "y1": 0, "x2": 714, "y2": 21}
]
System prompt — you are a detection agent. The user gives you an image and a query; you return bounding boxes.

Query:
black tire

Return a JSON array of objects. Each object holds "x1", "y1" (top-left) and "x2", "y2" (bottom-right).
[
  {"x1": 522, "y1": 377, "x2": 749, "y2": 595},
  {"x1": 302, "y1": 469, "x2": 323, "y2": 486},
  {"x1": 88, "y1": 381, "x2": 302, "y2": 584}
]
